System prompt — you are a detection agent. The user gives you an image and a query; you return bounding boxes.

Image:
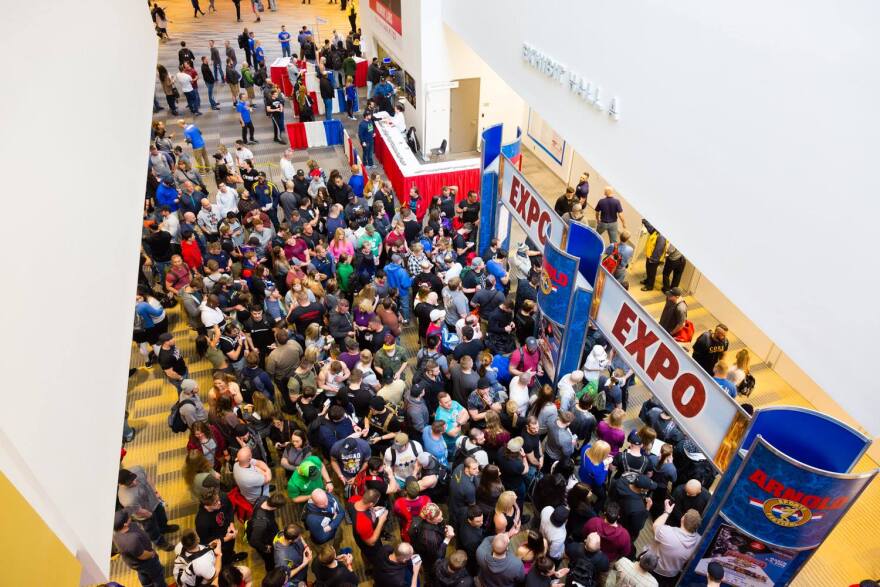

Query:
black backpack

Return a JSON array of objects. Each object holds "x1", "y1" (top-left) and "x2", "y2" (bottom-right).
[
  {"x1": 168, "y1": 399, "x2": 195, "y2": 433},
  {"x1": 618, "y1": 452, "x2": 648, "y2": 485},
  {"x1": 565, "y1": 557, "x2": 596, "y2": 587},
  {"x1": 451, "y1": 440, "x2": 482, "y2": 471},
  {"x1": 738, "y1": 373, "x2": 756, "y2": 397}
]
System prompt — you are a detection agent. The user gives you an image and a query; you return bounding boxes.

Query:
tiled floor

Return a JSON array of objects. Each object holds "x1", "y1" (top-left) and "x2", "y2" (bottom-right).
[{"x1": 112, "y1": 1, "x2": 878, "y2": 585}]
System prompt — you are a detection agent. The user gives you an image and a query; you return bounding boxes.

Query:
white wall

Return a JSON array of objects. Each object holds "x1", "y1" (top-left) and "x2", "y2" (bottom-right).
[
  {"x1": 0, "y1": 0, "x2": 156, "y2": 582},
  {"x1": 443, "y1": 0, "x2": 880, "y2": 436}
]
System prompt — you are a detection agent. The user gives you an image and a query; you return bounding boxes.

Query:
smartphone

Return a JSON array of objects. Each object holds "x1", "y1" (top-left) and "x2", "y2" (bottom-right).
[{"x1": 411, "y1": 554, "x2": 421, "y2": 565}]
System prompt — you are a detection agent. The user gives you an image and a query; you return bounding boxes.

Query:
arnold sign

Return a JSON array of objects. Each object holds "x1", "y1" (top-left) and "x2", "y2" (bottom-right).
[
  {"x1": 592, "y1": 269, "x2": 748, "y2": 469},
  {"x1": 500, "y1": 159, "x2": 565, "y2": 248}
]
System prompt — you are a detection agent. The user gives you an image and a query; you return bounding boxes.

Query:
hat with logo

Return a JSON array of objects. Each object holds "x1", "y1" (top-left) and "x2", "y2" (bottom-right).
[
  {"x1": 633, "y1": 474, "x2": 658, "y2": 491},
  {"x1": 627, "y1": 429, "x2": 642, "y2": 446}
]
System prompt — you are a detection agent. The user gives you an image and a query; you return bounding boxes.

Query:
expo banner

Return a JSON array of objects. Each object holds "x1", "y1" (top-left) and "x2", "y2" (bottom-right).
[
  {"x1": 591, "y1": 268, "x2": 748, "y2": 469},
  {"x1": 557, "y1": 286, "x2": 593, "y2": 379},
  {"x1": 478, "y1": 125, "x2": 503, "y2": 254},
  {"x1": 499, "y1": 158, "x2": 566, "y2": 248},
  {"x1": 566, "y1": 221, "x2": 605, "y2": 286},
  {"x1": 538, "y1": 240, "x2": 579, "y2": 326},
  {"x1": 680, "y1": 434, "x2": 876, "y2": 586}
]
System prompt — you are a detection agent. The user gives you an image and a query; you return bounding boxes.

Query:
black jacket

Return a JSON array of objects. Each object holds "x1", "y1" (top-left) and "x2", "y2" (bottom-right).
[
  {"x1": 319, "y1": 76, "x2": 335, "y2": 99},
  {"x1": 201, "y1": 63, "x2": 215, "y2": 84},
  {"x1": 247, "y1": 500, "x2": 279, "y2": 554},
  {"x1": 433, "y1": 556, "x2": 474, "y2": 587}
]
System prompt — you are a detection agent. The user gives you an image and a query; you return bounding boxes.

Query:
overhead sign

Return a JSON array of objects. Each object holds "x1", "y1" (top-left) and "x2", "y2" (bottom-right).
[
  {"x1": 369, "y1": 0, "x2": 402, "y2": 35},
  {"x1": 500, "y1": 159, "x2": 566, "y2": 248},
  {"x1": 591, "y1": 269, "x2": 748, "y2": 469}
]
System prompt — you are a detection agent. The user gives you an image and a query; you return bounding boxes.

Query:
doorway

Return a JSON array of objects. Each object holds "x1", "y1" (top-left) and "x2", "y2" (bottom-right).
[{"x1": 449, "y1": 78, "x2": 480, "y2": 153}]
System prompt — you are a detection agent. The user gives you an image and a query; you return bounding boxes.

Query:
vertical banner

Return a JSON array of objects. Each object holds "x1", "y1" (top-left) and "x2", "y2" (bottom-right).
[
  {"x1": 566, "y1": 221, "x2": 605, "y2": 286},
  {"x1": 538, "y1": 241, "x2": 579, "y2": 325},
  {"x1": 478, "y1": 125, "x2": 503, "y2": 255},
  {"x1": 500, "y1": 127, "x2": 523, "y2": 169},
  {"x1": 557, "y1": 285, "x2": 593, "y2": 380},
  {"x1": 680, "y1": 433, "x2": 876, "y2": 586}
]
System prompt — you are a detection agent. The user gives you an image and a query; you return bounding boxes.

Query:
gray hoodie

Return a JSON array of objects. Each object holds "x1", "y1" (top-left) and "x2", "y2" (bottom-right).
[
  {"x1": 475, "y1": 536, "x2": 525, "y2": 587},
  {"x1": 405, "y1": 391, "x2": 430, "y2": 432}
]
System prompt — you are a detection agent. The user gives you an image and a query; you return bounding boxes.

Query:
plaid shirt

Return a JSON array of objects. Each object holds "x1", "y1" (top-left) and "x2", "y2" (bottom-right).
[{"x1": 407, "y1": 253, "x2": 427, "y2": 277}]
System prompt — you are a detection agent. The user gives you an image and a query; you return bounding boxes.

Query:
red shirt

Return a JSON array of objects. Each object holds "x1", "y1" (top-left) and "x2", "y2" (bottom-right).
[
  {"x1": 181, "y1": 239, "x2": 203, "y2": 271},
  {"x1": 583, "y1": 517, "x2": 632, "y2": 562},
  {"x1": 393, "y1": 495, "x2": 431, "y2": 542},
  {"x1": 349, "y1": 495, "x2": 377, "y2": 544}
]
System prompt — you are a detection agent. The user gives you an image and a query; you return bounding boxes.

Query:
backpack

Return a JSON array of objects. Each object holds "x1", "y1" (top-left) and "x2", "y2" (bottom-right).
[
  {"x1": 565, "y1": 557, "x2": 596, "y2": 587},
  {"x1": 738, "y1": 372, "x2": 756, "y2": 397},
  {"x1": 369, "y1": 406, "x2": 400, "y2": 436},
  {"x1": 674, "y1": 318, "x2": 695, "y2": 343},
  {"x1": 451, "y1": 440, "x2": 482, "y2": 471},
  {"x1": 352, "y1": 468, "x2": 384, "y2": 497},
  {"x1": 388, "y1": 441, "x2": 421, "y2": 468},
  {"x1": 601, "y1": 243, "x2": 622, "y2": 275},
  {"x1": 618, "y1": 451, "x2": 648, "y2": 485},
  {"x1": 174, "y1": 547, "x2": 213, "y2": 587},
  {"x1": 168, "y1": 399, "x2": 195, "y2": 433},
  {"x1": 415, "y1": 349, "x2": 441, "y2": 375},
  {"x1": 441, "y1": 323, "x2": 460, "y2": 353}
]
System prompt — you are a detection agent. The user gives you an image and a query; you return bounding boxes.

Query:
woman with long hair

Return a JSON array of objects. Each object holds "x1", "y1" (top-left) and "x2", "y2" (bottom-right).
[
  {"x1": 597, "y1": 407, "x2": 626, "y2": 456},
  {"x1": 182, "y1": 449, "x2": 223, "y2": 497},
  {"x1": 476, "y1": 465, "x2": 504, "y2": 523},
  {"x1": 565, "y1": 482, "x2": 596, "y2": 543},
  {"x1": 500, "y1": 399, "x2": 524, "y2": 438},
  {"x1": 280, "y1": 430, "x2": 311, "y2": 480},
  {"x1": 728, "y1": 348, "x2": 751, "y2": 387},
  {"x1": 186, "y1": 420, "x2": 228, "y2": 472},
  {"x1": 492, "y1": 490, "x2": 523, "y2": 537},
  {"x1": 649, "y1": 443, "x2": 677, "y2": 519},
  {"x1": 328, "y1": 227, "x2": 354, "y2": 261},
  {"x1": 515, "y1": 530, "x2": 547, "y2": 576},
  {"x1": 157, "y1": 64, "x2": 179, "y2": 115},
  {"x1": 483, "y1": 411, "x2": 511, "y2": 452},
  {"x1": 208, "y1": 371, "x2": 243, "y2": 408},
  {"x1": 528, "y1": 384, "x2": 558, "y2": 436},
  {"x1": 577, "y1": 439, "x2": 611, "y2": 507}
]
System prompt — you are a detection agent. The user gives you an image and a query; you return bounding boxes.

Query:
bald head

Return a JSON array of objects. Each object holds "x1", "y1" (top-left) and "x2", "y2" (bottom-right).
[
  {"x1": 310, "y1": 488, "x2": 328, "y2": 508},
  {"x1": 585, "y1": 532, "x2": 601, "y2": 553},
  {"x1": 236, "y1": 446, "x2": 252, "y2": 465},
  {"x1": 491, "y1": 534, "x2": 509, "y2": 556},
  {"x1": 685, "y1": 479, "x2": 702, "y2": 496},
  {"x1": 394, "y1": 543, "x2": 413, "y2": 561}
]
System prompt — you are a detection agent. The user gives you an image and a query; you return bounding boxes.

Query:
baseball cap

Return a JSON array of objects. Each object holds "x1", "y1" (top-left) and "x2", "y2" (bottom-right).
[
  {"x1": 550, "y1": 506, "x2": 570, "y2": 526},
  {"x1": 627, "y1": 429, "x2": 642, "y2": 446},
  {"x1": 633, "y1": 474, "x2": 657, "y2": 491},
  {"x1": 342, "y1": 438, "x2": 358, "y2": 452},
  {"x1": 394, "y1": 432, "x2": 409, "y2": 447},
  {"x1": 158, "y1": 332, "x2": 174, "y2": 343},
  {"x1": 416, "y1": 452, "x2": 433, "y2": 467},
  {"x1": 370, "y1": 396, "x2": 386, "y2": 410},
  {"x1": 429, "y1": 309, "x2": 446, "y2": 322},
  {"x1": 470, "y1": 257, "x2": 484, "y2": 267},
  {"x1": 180, "y1": 379, "x2": 198, "y2": 393},
  {"x1": 117, "y1": 469, "x2": 137, "y2": 485},
  {"x1": 525, "y1": 337, "x2": 538, "y2": 351},
  {"x1": 384, "y1": 332, "x2": 396, "y2": 344},
  {"x1": 297, "y1": 461, "x2": 318, "y2": 478}
]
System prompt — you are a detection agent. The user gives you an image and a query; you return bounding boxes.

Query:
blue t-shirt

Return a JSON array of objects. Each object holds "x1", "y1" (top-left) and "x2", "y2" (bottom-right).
[
  {"x1": 254, "y1": 46, "x2": 265, "y2": 64},
  {"x1": 714, "y1": 377, "x2": 738, "y2": 399},
  {"x1": 183, "y1": 124, "x2": 205, "y2": 149},
  {"x1": 578, "y1": 444, "x2": 608, "y2": 489},
  {"x1": 595, "y1": 196, "x2": 623, "y2": 224},
  {"x1": 422, "y1": 428, "x2": 449, "y2": 467},
  {"x1": 604, "y1": 242, "x2": 633, "y2": 270},
  {"x1": 278, "y1": 31, "x2": 291, "y2": 46},
  {"x1": 236, "y1": 101, "x2": 252, "y2": 124},
  {"x1": 486, "y1": 260, "x2": 508, "y2": 292}
]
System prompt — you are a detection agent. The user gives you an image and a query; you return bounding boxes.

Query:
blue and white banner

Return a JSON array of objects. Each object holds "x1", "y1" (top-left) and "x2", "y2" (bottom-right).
[
  {"x1": 477, "y1": 124, "x2": 503, "y2": 254},
  {"x1": 538, "y1": 240, "x2": 579, "y2": 326}
]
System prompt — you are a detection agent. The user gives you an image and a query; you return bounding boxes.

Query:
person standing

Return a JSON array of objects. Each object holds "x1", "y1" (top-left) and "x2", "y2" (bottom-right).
[
  {"x1": 647, "y1": 502, "x2": 702, "y2": 587},
  {"x1": 190, "y1": 0, "x2": 206, "y2": 17},
  {"x1": 692, "y1": 324, "x2": 729, "y2": 375},
  {"x1": 239, "y1": 28, "x2": 252, "y2": 66},
  {"x1": 200, "y1": 57, "x2": 221, "y2": 111},
  {"x1": 253, "y1": 39, "x2": 266, "y2": 68},
  {"x1": 231, "y1": 0, "x2": 242, "y2": 21},
  {"x1": 157, "y1": 65, "x2": 179, "y2": 115},
  {"x1": 604, "y1": 229, "x2": 634, "y2": 282},
  {"x1": 178, "y1": 41, "x2": 196, "y2": 66},
  {"x1": 117, "y1": 468, "x2": 179, "y2": 550},
  {"x1": 595, "y1": 186, "x2": 626, "y2": 243},
  {"x1": 112, "y1": 511, "x2": 168, "y2": 587},
  {"x1": 225, "y1": 59, "x2": 241, "y2": 106},
  {"x1": 658, "y1": 288, "x2": 688, "y2": 339},
  {"x1": 157, "y1": 332, "x2": 189, "y2": 392},
  {"x1": 248, "y1": 492, "x2": 287, "y2": 572},
  {"x1": 278, "y1": 25, "x2": 292, "y2": 57},
  {"x1": 176, "y1": 64, "x2": 201, "y2": 116},
  {"x1": 641, "y1": 220, "x2": 668, "y2": 292},
  {"x1": 367, "y1": 57, "x2": 380, "y2": 99},
  {"x1": 358, "y1": 110, "x2": 375, "y2": 168},
  {"x1": 267, "y1": 89, "x2": 286, "y2": 144},
  {"x1": 319, "y1": 72, "x2": 334, "y2": 121},
  {"x1": 661, "y1": 243, "x2": 686, "y2": 293},
  {"x1": 236, "y1": 94, "x2": 257, "y2": 144},
  {"x1": 209, "y1": 40, "x2": 225, "y2": 82},
  {"x1": 179, "y1": 119, "x2": 210, "y2": 175}
]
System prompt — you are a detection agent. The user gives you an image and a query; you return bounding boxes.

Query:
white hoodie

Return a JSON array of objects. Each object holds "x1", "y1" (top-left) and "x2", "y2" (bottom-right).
[{"x1": 583, "y1": 345, "x2": 609, "y2": 381}]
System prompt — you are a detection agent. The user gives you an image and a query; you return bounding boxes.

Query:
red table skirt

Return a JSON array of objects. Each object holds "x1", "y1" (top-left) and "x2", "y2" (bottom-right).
[
  {"x1": 374, "y1": 131, "x2": 480, "y2": 220},
  {"x1": 354, "y1": 59, "x2": 368, "y2": 87}
]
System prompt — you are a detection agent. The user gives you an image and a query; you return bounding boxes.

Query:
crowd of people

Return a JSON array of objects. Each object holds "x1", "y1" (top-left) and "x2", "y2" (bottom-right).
[{"x1": 111, "y1": 4, "x2": 757, "y2": 587}]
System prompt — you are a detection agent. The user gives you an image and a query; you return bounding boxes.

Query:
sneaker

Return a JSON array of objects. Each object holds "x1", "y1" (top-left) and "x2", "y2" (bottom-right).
[
  {"x1": 158, "y1": 542, "x2": 175, "y2": 552},
  {"x1": 194, "y1": 111, "x2": 203, "y2": 117},
  {"x1": 640, "y1": 286, "x2": 653, "y2": 292},
  {"x1": 250, "y1": 139, "x2": 260, "y2": 144},
  {"x1": 161, "y1": 524, "x2": 180, "y2": 534},
  {"x1": 231, "y1": 552, "x2": 249, "y2": 563}
]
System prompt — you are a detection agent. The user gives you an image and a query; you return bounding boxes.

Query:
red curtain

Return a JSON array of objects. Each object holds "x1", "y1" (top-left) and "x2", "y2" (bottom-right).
[
  {"x1": 287, "y1": 122, "x2": 308, "y2": 150},
  {"x1": 291, "y1": 92, "x2": 320, "y2": 116},
  {"x1": 355, "y1": 60, "x2": 368, "y2": 87}
]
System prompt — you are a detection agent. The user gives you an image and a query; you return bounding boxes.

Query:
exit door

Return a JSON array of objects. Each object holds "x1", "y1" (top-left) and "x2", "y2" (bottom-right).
[{"x1": 449, "y1": 78, "x2": 480, "y2": 153}]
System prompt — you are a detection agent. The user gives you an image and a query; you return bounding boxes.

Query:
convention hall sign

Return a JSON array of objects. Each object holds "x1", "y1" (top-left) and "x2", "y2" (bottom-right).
[{"x1": 590, "y1": 269, "x2": 749, "y2": 470}]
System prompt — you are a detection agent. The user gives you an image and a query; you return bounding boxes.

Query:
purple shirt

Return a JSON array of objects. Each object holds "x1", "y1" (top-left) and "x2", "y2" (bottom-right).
[{"x1": 595, "y1": 197, "x2": 623, "y2": 224}]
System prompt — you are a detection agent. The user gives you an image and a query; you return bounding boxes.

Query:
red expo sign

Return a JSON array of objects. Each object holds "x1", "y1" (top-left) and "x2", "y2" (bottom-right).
[{"x1": 500, "y1": 161, "x2": 565, "y2": 248}]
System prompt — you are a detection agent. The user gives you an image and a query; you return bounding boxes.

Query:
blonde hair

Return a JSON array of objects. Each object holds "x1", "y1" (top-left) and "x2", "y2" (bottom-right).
[
  {"x1": 358, "y1": 298, "x2": 374, "y2": 313},
  {"x1": 608, "y1": 408, "x2": 625, "y2": 428},
  {"x1": 302, "y1": 346, "x2": 320, "y2": 367},
  {"x1": 484, "y1": 411, "x2": 505, "y2": 444},
  {"x1": 585, "y1": 440, "x2": 611, "y2": 465},
  {"x1": 495, "y1": 491, "x2": 517, "y2": 514},
  {"x1": 305, "y1": 323, "x2": 322, "y2": 342},
  {"x1": 735, "y1": 349, "x2": 750, "y2": 373}
]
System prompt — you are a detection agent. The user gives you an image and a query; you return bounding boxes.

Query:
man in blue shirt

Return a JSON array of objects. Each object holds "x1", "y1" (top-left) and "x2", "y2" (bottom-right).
[
  {"x1": 236, "y1": 93, "x2": 257, "y2": 144},
  {"x1": 253, "y1": 40, "x2": 265, "y2": 67},
  {"x1": 179, "y1": 119, "x2": 210, "y2": 175},
  {"x1": 594, "y1": 186, "x2": 626, "y2": 244},
  {"x1": 358, "y1": 110, "x2": 376, "y2": 168},
  {"x1": 486, "y1": 250, "x2": 510, "y2": 293},
  {"x1": 278, "y1": 25, "x2": 292, "y2": 57},
  {"x1": 603, "y1": 230, "x2": 634, "y2": 282},
  {"x1": 712, "y1": 362, "x2": 738, "y2": 399}
]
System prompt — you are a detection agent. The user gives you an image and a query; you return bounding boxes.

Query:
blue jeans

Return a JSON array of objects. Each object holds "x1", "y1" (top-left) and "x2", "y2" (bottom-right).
[
  {"x1": 142, "y1": 502, "x2": 171, "y2": 545},
  {"x1": 398, "y1": 291, "x2": 410, "y2": 321},
  {"x1": 206, "y1": 82, "x2": 218, "y2": 108},
  {"x1": 193, "y1": 88, "x2": 202, "y2": 111},
  {"x1": 282, "y1": 44, "x2": 291, "y2": 57},
  {"x1": 212, "y1": 61, "x2": 225, "y2": 82},
  {"x1": 597, "y1": 221, "x2": 619, "y2": 243},
  {"x1": 170, "y1": 369, "x2": 189, "y2": 393},
  {"x1": 323, "y1": 98, "x2": 333, "y2": 119},
  {"x1": 362, "y1": 141, "x2": 374, "y2": 166},
  {"x1": 184, "y1": 90, "x2": 198, "y2": 113},
  {"x1": 132, "y1": 554, "x2": 166, "y2": 587},
  {"x1": 367, "y1": 80, "x2": 373, "y2": 98}
]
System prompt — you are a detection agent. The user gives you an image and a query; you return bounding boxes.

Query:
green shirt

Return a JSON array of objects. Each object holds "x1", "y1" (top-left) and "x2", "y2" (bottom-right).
[
  {"x1": 343, "y1": 57, "x2": 357, "y2": 77},
  {"x1": 374, "y1": 346, "x2": 408, "y2": 384},
  {"x1": 287, "y1": 455, "x2": 325, "y2": 498},
  {"x1": 337, "y1": 263, "x2": 354, "y2": 292},
  {"x1": 357, "y1": 232, "x2": 382, "y2": 254}
]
